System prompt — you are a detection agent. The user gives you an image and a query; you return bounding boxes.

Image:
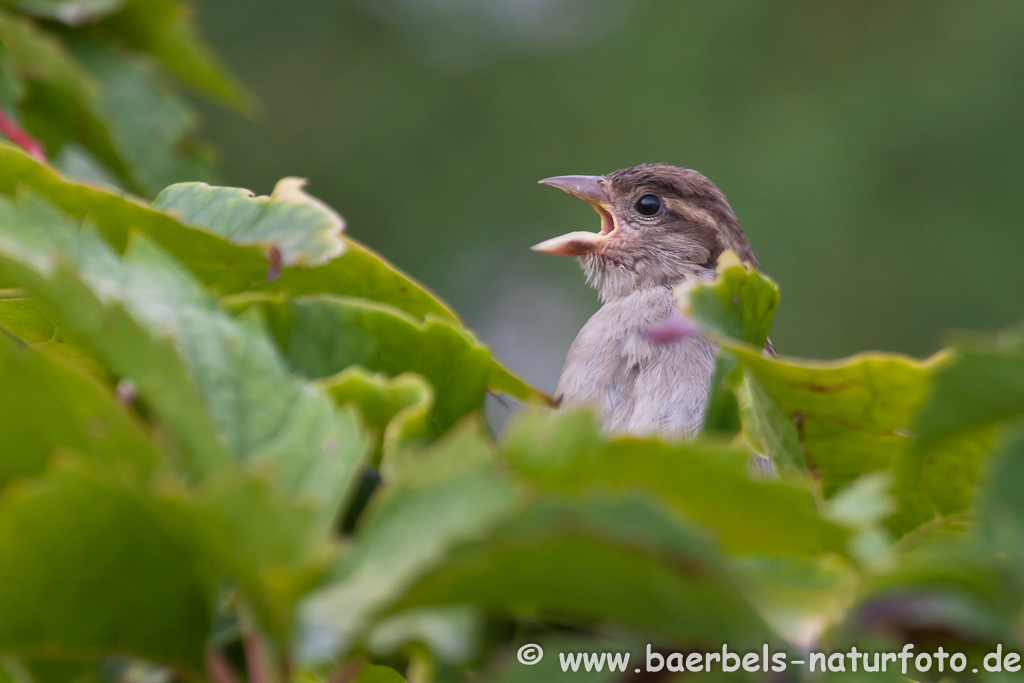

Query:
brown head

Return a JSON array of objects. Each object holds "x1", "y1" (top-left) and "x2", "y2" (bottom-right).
[{"x1": 533, "y1": 163, "x2": 755, "y2": 302}]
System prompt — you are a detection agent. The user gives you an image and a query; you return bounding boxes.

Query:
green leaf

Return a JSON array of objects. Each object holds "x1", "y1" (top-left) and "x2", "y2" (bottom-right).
[
  {"x1": 700, "y1": 351, "x2": 743, "y2": 436},
  {"x1": 18, "y1": 659, "x2": 101, "y2": 683},
  {"x1": 0, "y1": 147, "x2": 488, "y2": 325},
  {"x1": 0, "y1": 10, "x2": 134, "y2": 181},
  {"x1": 365, "y1": 607, "x2": 479, "y2": 664},
  {"x1": 0, "y1": 289, "x2": 105, "y2": 375},
  {"x1": 0, "y1": 43, "x2": 23, "y2": 112},
  {"x1": 729, "y1": 555, "x2": 859, "y2": 649},
  {"x1": 913, "y1": 327, "x2": 1024, "y2": 452},
  {"x1": 299, "y1": 424, "x2": 518, "y2": 662},
  {"x1": 0, "y1": 10, "x2": 93, "y2": 102},
  {"x1": 0, "y1": 192, "x2": 368, "y2": 522},
  {"x1": 0, "y1": 12, "x2": 138, "y2": 190},
  {"x1": 0, "y1": 191, "x2": 229, "y2": 476},
  {"x1": 155, "y1": 179, "x2": 461, "y2": 322},
  {"x1": 228, "y1": 294, "x2": 544, "y2": 434},
  {"x1": 269, "y1": 236, "x2": 461, "y2": 323},
  {"x1": 387, "y1": 496, "x2": 775, "y2": 651},
  {"x1": 73, "y1": 45, "x2": 213, "y2": 196},
  {"x1": 887, "y1": 425, "x2": 994, "y2": 537},
  {"x1": 725, "y1": 346, "x2": 934, "y2": 494},
  {"x1": 320, "y1": 368, "x2": 434, "y2": 462},
  {"x1": 0, "y1": 458, "x2": 210, "y2": 674},
  {"x1": 0, "y1": 330, "x2": 158, "y2": 490},
  {"x1": 979, "y1": 426, "x2": 1024, "y2": 563},
  {"x1": 682, "y1": 250, "x2": 779, "y2": 349},
  {"x1": 154, "y1": 179, "x2": 346, "y2": 267},
  {"x1": 0, "y1": 143, "x2": 268, "y2": 293},
  {"x1": 839, "y1": 543, "x2": 1020, "y2": 648},
  {"x1": 352, "y1": 665, "x2": 406, "y2": 683},
  {"x1": 51, "y1": 141, "x2": 123, "y2": 190},
  {"x1": 306, "y1": 420, "x2": 775, "y2": 659},
  {"x1": 161, "y1": 470, "x2": 337, "y2": 647},
  {"x1": 502, "y1": 408, "x2": 850, "y2": 557},
  {"x1": 735, "y1": 370, "x2": 804, "y2": 475},
  {"x1": 98, "y1": 0, "x2": 252, "y2": 110},
  {"x1": 890, "y1": 326, "x2": 1024, "y2": 536},
  {"x1": 681, "y1": 251, "x2": 779, "y2": 439}
]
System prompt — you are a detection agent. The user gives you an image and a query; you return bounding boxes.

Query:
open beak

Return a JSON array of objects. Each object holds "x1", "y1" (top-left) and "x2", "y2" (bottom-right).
[{"x1": 532, "y1": 175, "x2": 617, "y2": 256}]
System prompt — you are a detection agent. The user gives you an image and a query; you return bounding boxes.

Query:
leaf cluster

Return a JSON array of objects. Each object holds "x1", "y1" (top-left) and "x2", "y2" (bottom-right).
[
  {"x1": 0, "y1": 0, "x2": 250, "y2": 196},
  {"x1": 3, "y1": 142, "x2": 1024, "y2": 683}
]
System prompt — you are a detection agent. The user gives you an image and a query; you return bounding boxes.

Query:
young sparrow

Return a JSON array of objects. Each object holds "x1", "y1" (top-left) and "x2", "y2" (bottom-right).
[{"x1": 533, "y1": 164, "x2": 760, "y2": 438}]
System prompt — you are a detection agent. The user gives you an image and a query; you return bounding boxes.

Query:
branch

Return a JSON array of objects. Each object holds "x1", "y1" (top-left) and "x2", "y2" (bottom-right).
[{"x1": 0, "y1": 108, "x2": 45, "y2": 161}]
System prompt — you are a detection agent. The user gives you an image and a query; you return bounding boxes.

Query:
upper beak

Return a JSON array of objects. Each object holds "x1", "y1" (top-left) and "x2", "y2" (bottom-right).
[{"x1": 532, "y1": 175, "x2": 617, "y2": 256}]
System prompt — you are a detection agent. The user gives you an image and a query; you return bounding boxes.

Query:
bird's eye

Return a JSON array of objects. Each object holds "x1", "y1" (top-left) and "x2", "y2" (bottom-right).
[{"x1": 634, "y1": 193, "x2": 663, "y2": 216}]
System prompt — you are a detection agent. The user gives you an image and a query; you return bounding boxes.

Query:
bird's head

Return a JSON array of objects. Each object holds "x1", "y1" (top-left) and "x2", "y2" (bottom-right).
[{"x1": 533, "y1": 163, "x2": 756, "y2": 302}]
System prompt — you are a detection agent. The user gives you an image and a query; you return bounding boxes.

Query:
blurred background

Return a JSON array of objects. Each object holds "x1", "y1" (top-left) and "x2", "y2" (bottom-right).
[{"x1": 193, "y1": 0, "x2": 1024, "y2": 394}]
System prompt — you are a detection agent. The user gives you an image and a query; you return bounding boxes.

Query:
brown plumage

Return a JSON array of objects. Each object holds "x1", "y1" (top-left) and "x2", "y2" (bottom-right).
[{"x1": 533, "y1": 163, "x2": 760, "y2": 438}]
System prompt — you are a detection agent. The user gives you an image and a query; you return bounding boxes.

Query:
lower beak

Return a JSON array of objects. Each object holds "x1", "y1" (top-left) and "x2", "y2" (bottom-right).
[{"x1": 533, "y1": 175, "x2": 617, "y2": 256}]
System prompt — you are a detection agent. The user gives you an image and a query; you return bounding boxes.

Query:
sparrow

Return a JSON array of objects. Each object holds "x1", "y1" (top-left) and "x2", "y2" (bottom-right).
[{"x1": 533, "y1": 163, "x2": 761, "y2": 438}]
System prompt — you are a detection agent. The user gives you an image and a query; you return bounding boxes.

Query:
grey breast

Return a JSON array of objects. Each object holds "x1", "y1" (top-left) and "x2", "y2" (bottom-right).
[{"x1": 554, "y1": 285, "x2": 718, "y2": 438}]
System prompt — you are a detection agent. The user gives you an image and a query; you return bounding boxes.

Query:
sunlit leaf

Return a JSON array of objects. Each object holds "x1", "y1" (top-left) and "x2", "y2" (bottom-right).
[
  {"x1": 156, "y1": 179, "x2": 463, "y2": 322},
  {"x1": 0, "y1": 147, "x2": 490, "y2": 325},
  {"x1": 0, "y1": 191, "x2": 228, "y2": 476},
  {"x1": 320, "y1": 368, "x2": 434, "y2": 461},
  {"x1": 0, "y1": 143, "x2": 268, "y2": 292},
  {"x1": 0, "y1": 192, "x2": 368, "y2": 521},
  {"x1": 154, "y1": 178, "x2": 346, "y2": 267}
]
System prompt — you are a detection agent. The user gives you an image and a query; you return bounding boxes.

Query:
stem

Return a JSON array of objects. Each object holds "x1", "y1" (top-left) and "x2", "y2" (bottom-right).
[
  {"x1": 0, "y1": 108, "x2": 45, "y2": 161},
  {"x1": 328, "y1": 658, "x2": 365, "y2": 683},
  {"x1": 243, "y1": 627, "x2": 272, "y2": 683},
  {"x1": 406, "y1": 651, "x2": 434, "y2": 683},
  {"x1": 205, "y1": 650, "x2": 242, "y2": 683}
]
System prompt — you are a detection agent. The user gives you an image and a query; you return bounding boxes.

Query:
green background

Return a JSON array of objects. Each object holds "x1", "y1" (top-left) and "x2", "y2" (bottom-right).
[{"x1": 194, "y1": 0, "x2": 1024, "y2": 391}]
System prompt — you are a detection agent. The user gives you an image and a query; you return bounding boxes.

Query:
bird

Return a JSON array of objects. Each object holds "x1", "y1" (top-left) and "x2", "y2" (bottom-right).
[{"x1": 532, "y1": 163, "x2": 762, "y2": 439}]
